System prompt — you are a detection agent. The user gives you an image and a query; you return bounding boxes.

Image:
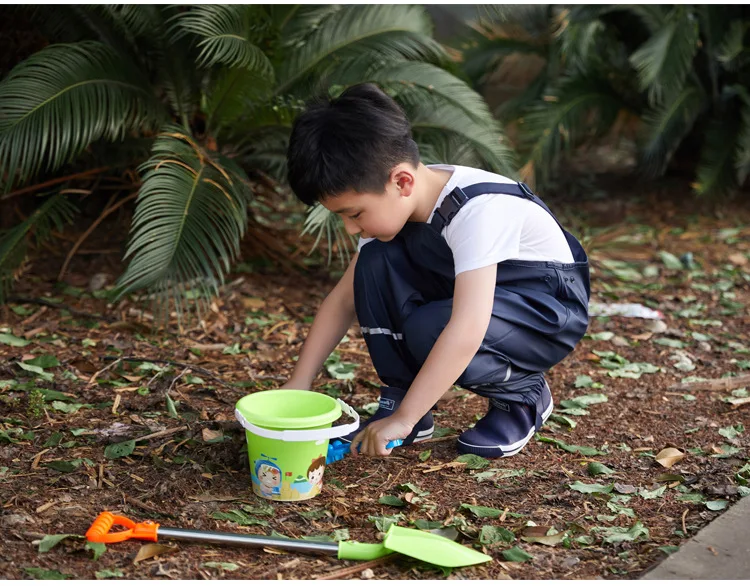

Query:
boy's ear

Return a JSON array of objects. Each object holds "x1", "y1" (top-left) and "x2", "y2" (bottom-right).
[{"x1": 389, "y1": 163, "x2": 416, "y2": 197}]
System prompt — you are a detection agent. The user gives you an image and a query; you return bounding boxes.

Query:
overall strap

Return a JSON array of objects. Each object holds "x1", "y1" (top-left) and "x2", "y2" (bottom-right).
[{"x1": 430, "y1": 181, "x2": 555, "y2": 232}]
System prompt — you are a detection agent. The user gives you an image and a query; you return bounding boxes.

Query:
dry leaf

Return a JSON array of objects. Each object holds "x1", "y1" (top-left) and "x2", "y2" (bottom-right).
[
  {"x1": 655, "y1": 447, "x2": 685, "y2": 468},
  {"x1": 521, "y1": 525, "x2": 566, "y2": 546},
  {"x1": 202, "y1": 428, "x2": 223, "y2": 442},
  {"x1": 242, "y1": 297, "x2": 266, "y2": 310},
  {"x1": 728, "y1": 253, "x2": 748, "y2": 266},
  {"x1": 133, "y1": 543, "x2": 178, "y2": 564},
  {"x1": 122, "y1": 375, "x2": 144, "y2": 382}
]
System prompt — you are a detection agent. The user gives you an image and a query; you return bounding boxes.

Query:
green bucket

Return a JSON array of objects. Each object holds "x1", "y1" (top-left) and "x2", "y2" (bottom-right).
[{"x1": 234, "y1": 390, "x2": 360, "y2": 501}]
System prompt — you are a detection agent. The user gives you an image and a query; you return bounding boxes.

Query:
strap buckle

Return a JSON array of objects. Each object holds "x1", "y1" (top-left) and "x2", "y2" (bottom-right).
[{"x1": 518, "y1": 182, "x2": 535, "y2": 198}]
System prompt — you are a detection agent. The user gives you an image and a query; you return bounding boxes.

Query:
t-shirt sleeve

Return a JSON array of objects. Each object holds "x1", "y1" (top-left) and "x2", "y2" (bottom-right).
[
  {"x1": 357, "y1": 237, "x2": 375, "y2": 251},
  {"x1": 443, "y1": 194, "x2": 526, "y2": 275}
]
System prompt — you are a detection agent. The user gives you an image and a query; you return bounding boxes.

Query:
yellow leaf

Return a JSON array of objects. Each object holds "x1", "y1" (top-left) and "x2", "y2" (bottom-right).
[
  {"x1": 655, "y1": 447, "x2": 685, "y2": 468},
  {"x1": 133, "y1": 543, "x2": 177, "y2": 564}
]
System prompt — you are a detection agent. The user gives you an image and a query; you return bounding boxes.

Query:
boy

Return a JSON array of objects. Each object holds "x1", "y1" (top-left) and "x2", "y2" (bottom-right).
[{"x1": 281, "y1": 84, "x2": 589, "y2": 458}]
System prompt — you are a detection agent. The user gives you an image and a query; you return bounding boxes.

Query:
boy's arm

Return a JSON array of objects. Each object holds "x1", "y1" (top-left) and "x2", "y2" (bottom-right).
[
  {"x1": 281, "y1": 254, "x2": 359, "y2": 389},
  {"x1": 353, "y1": 263, "x2": 497, "y2": 456}
]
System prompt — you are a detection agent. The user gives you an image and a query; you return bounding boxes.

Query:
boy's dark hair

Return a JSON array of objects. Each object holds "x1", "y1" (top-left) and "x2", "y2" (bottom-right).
[{"x1": 287, "y1": 83, "x2": 420, "y2": 206}]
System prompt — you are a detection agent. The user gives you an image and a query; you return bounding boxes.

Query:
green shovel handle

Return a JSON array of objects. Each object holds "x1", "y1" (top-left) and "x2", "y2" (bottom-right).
[{"x1": 338, "y1": 540, "x2": 392, "y2": 561}]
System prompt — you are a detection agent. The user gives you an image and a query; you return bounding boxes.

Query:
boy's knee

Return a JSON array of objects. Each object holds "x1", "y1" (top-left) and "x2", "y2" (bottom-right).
[{"x1": 403, "y1": 301, "x2": 451, "y2": 363}]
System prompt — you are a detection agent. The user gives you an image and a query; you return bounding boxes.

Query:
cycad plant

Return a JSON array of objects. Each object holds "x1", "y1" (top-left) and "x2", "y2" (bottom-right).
[
  {"x1": 0, "y1": 5, "x2": 515, "y2": 320},
  {"x1": 459, "y1": 4, "x2": 750, "y2": 197}
]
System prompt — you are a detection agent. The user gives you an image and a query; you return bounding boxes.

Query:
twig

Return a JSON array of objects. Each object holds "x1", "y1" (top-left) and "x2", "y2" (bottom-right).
[
  {"x1": 123, "y1": 494, "x2": 166, "y2": 516},
  {"x1": 102, "y1": 356, "x2": 236, "y2": 389},
  {"x1": 668, "y1": 374, "x2": 750, "y2": 392},
  {"x1": 8, "y1": 296, "x2": 114, "y2": 323},
  {"x1": 135, "y1": 426, "x2": 189, "y2": 443},
  {"x1": 682, "y1": 509, "x2": 688, "y2": 535},
  {"x1": 0, "y1": 166, "x2": 111, "y2": 200},
  {"x1": 58, "y1": 192, "x2": 138, "y2": 280},
  {"x1": 88, "y1": 358, "x2": 123, "y2": 385},
  {"x1": 314, "y1": 554, "x2": 398, "y2": 580}
]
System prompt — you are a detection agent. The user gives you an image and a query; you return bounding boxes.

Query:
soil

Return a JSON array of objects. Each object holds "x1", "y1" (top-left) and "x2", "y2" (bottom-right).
[{"x1": 1, "y1": 181, "x2": 749, "y2": 580}]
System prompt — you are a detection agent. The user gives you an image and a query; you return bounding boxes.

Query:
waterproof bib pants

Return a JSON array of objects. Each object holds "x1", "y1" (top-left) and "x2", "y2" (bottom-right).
[{"x1": 353, "y1": 182, "x2": 590, "y2": 406}]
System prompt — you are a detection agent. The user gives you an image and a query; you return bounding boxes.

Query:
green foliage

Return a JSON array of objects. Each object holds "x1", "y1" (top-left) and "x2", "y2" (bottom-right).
[
  {"x1": 457, "y1": 4, "x2": 750, "y2": 197},
  {"x1": 0, "y1": 5, "x2": 513, "y2": 317}
]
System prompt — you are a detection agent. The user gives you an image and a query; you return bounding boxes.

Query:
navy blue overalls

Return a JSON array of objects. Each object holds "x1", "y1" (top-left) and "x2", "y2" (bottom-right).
[{"x1": 352, "y1": 181, "x2": 590, "y2": 408}]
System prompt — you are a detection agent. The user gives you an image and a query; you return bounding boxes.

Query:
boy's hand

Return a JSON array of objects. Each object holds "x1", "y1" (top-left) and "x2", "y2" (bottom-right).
[{"x1": 351, "y1": 415, "x2": 413, "y2": 457}]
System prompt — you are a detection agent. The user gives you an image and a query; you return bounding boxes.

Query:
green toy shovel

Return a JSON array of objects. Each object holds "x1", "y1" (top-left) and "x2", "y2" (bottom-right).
[{"x1": 86, "y1": 511, "x2": 492, "y2": 568}]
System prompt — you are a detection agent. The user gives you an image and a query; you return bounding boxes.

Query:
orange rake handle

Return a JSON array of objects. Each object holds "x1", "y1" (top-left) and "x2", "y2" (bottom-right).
[{"x1": 85, "y1": 511, "x2": 159, "y2": 544}]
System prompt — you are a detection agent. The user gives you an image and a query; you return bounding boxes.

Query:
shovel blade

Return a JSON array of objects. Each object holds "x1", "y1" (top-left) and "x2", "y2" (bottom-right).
[{"x1": 383, "y1": 525, "x2": 492, "y2": 568}]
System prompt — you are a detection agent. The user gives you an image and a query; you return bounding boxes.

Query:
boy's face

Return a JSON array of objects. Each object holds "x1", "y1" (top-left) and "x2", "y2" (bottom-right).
[{"x1": 322, "y1": 168, "x2": 416, "y2": 242}]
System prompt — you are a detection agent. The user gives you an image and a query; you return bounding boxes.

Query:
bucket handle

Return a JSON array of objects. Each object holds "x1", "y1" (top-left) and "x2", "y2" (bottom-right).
[{"x1": 234, "y1": 398, "x2": 360, "y2": 442}]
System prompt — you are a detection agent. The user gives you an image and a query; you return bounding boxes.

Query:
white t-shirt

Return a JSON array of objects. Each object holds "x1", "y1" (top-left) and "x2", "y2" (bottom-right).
[{"x1": 358, "y1": 164, "x2": 574, "y2": 275}]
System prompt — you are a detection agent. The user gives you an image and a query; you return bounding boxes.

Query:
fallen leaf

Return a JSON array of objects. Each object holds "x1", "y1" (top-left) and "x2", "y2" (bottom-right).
[
  {"x1": 521, "y1": 526, "x2": 567, "y2": 546},
  {"x1": 655, "y1": 447, "x2": 685, "y2": 469},
  {"x1": 133, "y1": 543, "x2": 177, "y2": 564},
  {"x1": 242, "y1": 297, "x2": 266, "y2": 310},
  {"x1": 728, "y1": 253, "x2": 747, "y2": 266},
  {"x1": 202, "y1": 428, "x2": 224, "y2": 443}
]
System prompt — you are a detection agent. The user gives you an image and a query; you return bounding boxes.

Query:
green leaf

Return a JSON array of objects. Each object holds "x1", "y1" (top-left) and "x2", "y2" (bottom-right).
[
  {"x1": 240, "y1": 502, "x2": 275, "y2": 516},
  {"x1": 50, "y1": 401, "x2": 87, "y2": 414},
  {"x1": 85, "y1": 540, "x2": 107, "y2": 561},
  {"x1": 574, "y1": 375, "x2": 595, "y2": 388},
  {"x1": 536, "y1": 435, "x2": 603, "y2": 455},
  {"x1": 718, "y1": 424, "x2": 744, "y2": 439},
  {"x1": 0, "y1": 333, "x2": 31, "y2": 347},
  {"x1": 460, "y1": 504, "x2": 504, "y2": 519},
  {"x1": 16, "y1": 362, "x2": 53, "y2": 382},
  {"x1": 480, "y1": 525, "x2": 516, "y2": 545},
  {"x1": 588, "y1": 332, "x2": 615, "y2": 341},
  {"x1": 202, "y1": 562, "x2": 239, "y2": 572},
  {"x1": 587, "y1": 462, "x2": 615, "y2": 477},
  {"x1": 502, "y1": 545, "x2": 533, "y2": 562},
  {"x1": 658, "y1": 251, "x2": 684, "y2": 270},
  {"x1": 212, "y1": 510, "x2": 270, "y2": 526},
  {"x1": 368, "y1": 513, "x2": 405, "y2": 532},
  {"x1": 658, "y1": 545, "x2": 680, "y2": 555},
  {"x1": 104, "y1": 440, "x2": 136, "y2": 459},
  {"x1": 95, "y1": 569, "x2": 124, "y2": 579},
  {"x1": 414, "y1": 519, "x2": 444, "y2": 530},
  {"x1": 24, "y1": 567, "x2": 71, "y2": 580},
  {"x1": 706, "y1": 500, "x2": 729, "y2": 511},
  {"x1": 43, "y1": 432, "x2": 64, "y2": 448},
  {"x1": 595, "y1": 520, "x2": 650, "y2": 544},
  {"x1": 654, "y1": 337, "x2": 686, "y2": 348},
  {"x1": 378, "y1": 495, "x2": 406, "y2": 507},
  {"x1": 639, "y1": 485, "x2": 667, "y2": 500},
  {"x1": 418, "y1": 449, "x2": 431, "y2": 462},
  {"x1": 548, "y1": 413, "x2": 577, "y2": 429},
  {"x1": 569, "y1": 481, "x2": 614, "y2": 494},
  {"x1": 44, "y1": 460, "x2": 81, "y2": 473},
  {"x1": 24, "y1": 355, "x2": 60, "y2": 368},
  {"x1": 454, "y1": 454, "x2": 490, "y2": 469},
  {"x1": 165, "y1": 393, "x2": 179, "y2": 419},
  {"x1": 38, "y1": 534, "x2": 79, "y2": 553}
]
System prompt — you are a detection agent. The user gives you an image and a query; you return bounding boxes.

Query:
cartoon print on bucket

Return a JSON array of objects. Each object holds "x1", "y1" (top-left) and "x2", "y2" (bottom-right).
[{"x1": 252, "y1": 456, "x2": 282, "y2": 498}]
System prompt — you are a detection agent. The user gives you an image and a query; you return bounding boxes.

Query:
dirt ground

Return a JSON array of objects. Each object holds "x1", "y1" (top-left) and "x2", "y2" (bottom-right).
[{"x1": 1, "y1": 181, "x2": 749, "y2": 579}]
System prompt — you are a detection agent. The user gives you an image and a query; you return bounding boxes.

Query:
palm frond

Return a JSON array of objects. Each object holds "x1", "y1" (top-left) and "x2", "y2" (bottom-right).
[
  {"x1": 717, "y1": 20, "x2": 750, "y2": 71},
  {"x1": 694, "y1": 105, "x2": 742, "y2": 197},
  {"x1": 617, "y1": 5, "x2": 669, "y2": 35},
  {"x1": 301, "y1": 204, "x2": 357, "y2": 267},
  {"x1": 735, "y1": 89, "x2": 750, "y2": 185},
  {"x1": 629, "y1": 7, "x2": 700, "y2": 104},
  {"x1": 639, "y1": 82, "x2": 706, "y2": 177},
  {"x1": 0, "y1": 193, "x2": 77, "y2": 303},
  {"x1": 277, "y1": 5, "x2": 442, "y2": 94},
  {"x1": 0, "y1": 41, "x2": 165, "y2": 191},
  {"x1": 231, "y1": 125, "x2": 292, "y2": 181},
  {"x1": 172, "y1": 5, "x2": 275, "y2": 78},
  {"x1": 117, "y1": 128, "x2": 251, "y2": 322},
  {"x1": 520, "y1": 75, "x2": 626, "y2": 185},
  {"x1": 202, "y1": 67, "x2": 275, "y2": 134}
]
